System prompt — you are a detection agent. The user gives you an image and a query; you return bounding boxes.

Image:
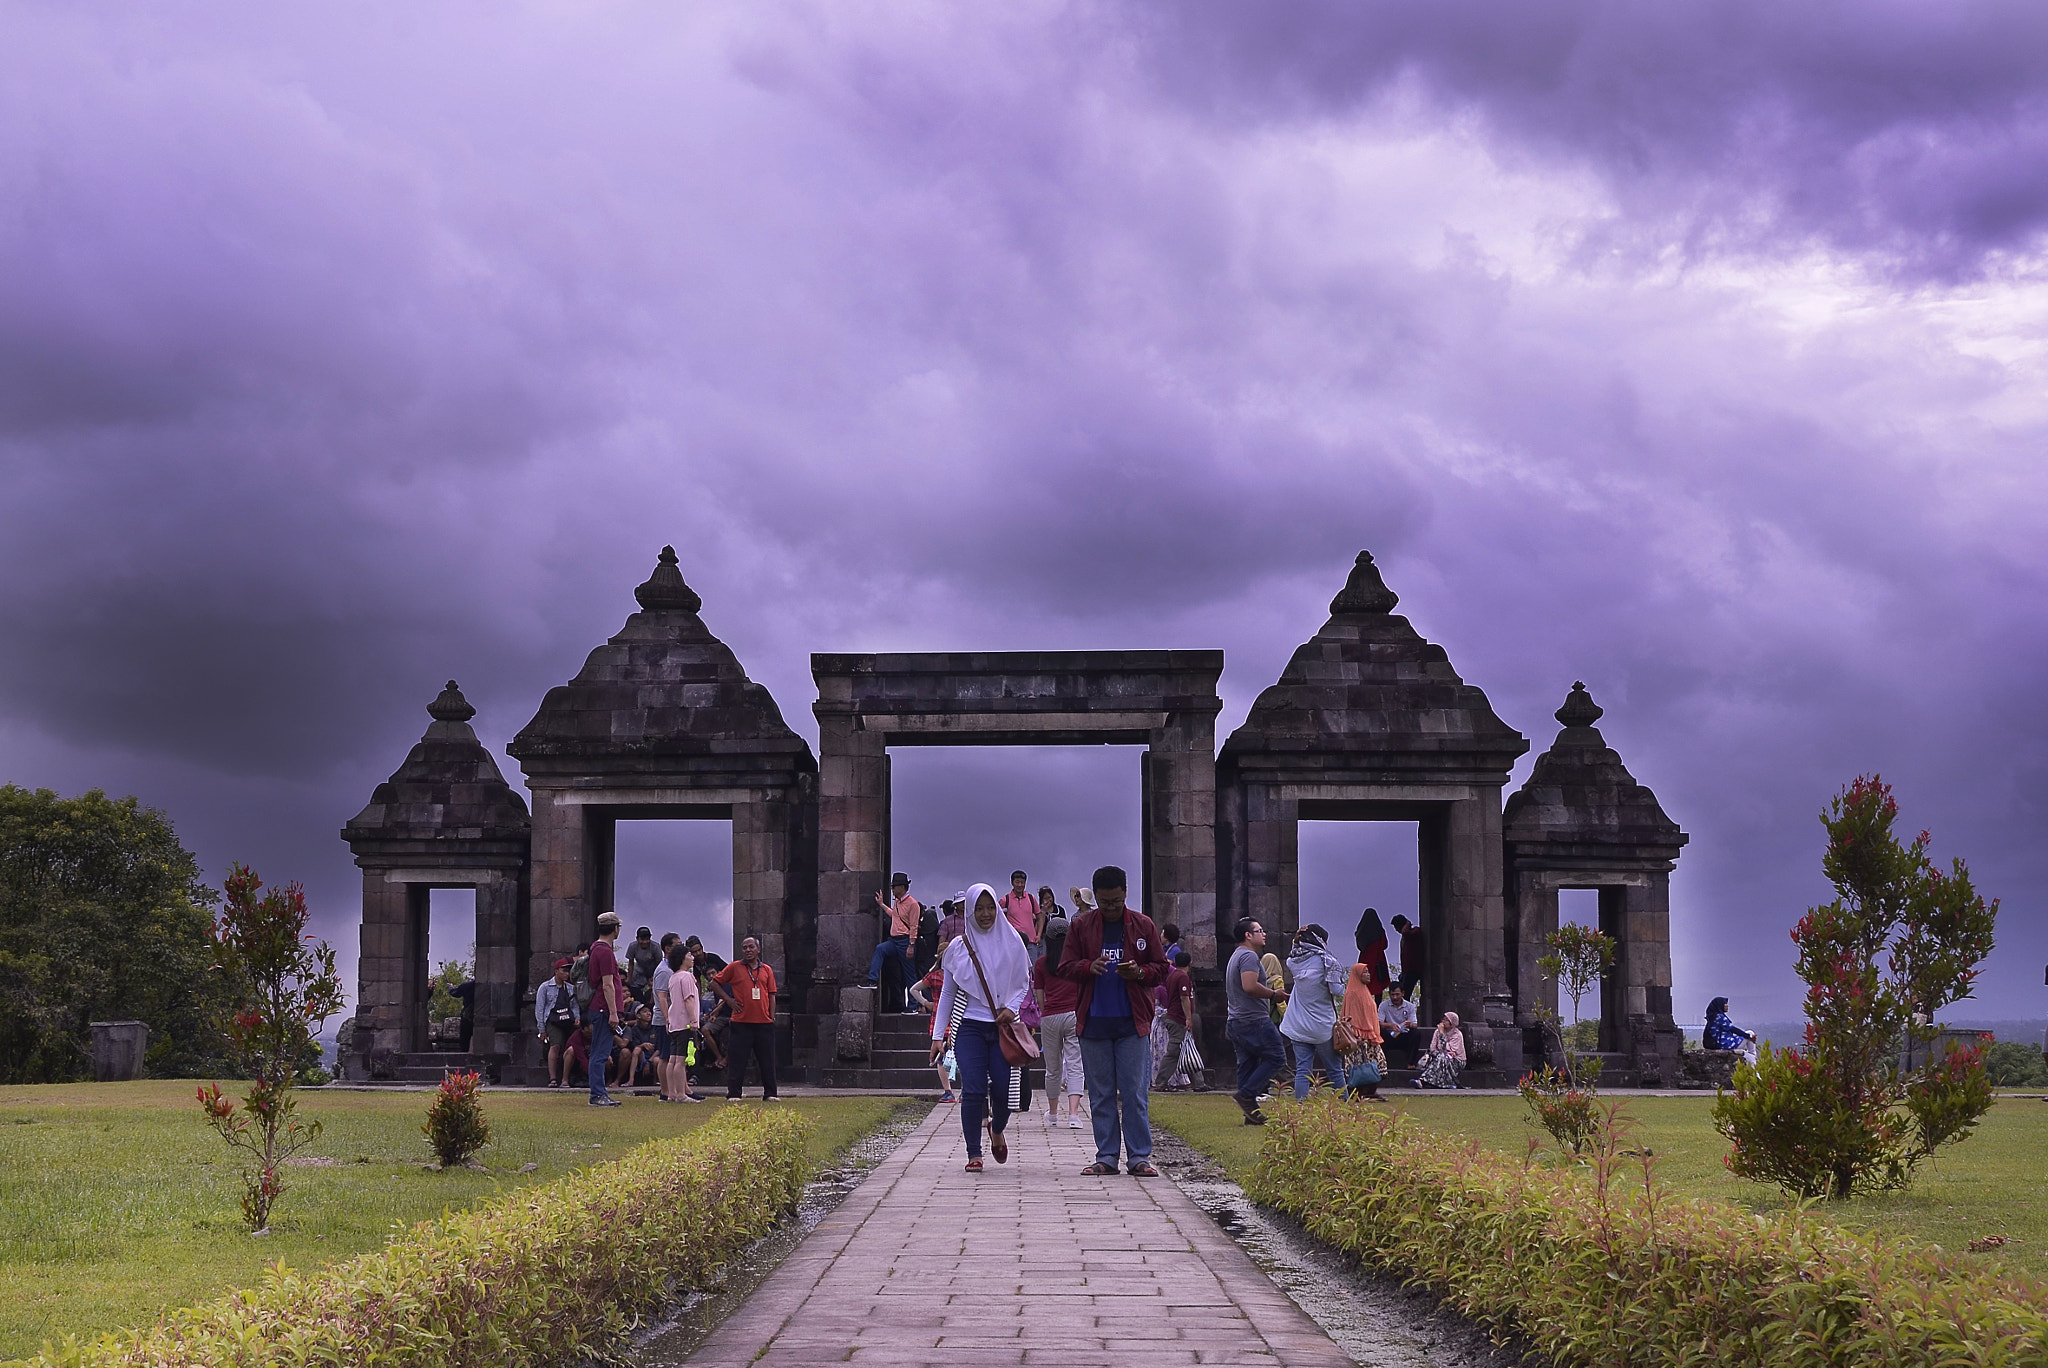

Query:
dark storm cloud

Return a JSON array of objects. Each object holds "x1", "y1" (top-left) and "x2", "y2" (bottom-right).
[
  {"x1": 1, "y1": 2, "x2": 2044, "y2": 1022},
  {"x1": 1117, "y1": 0, "x2": 2048, "y2": 278}
]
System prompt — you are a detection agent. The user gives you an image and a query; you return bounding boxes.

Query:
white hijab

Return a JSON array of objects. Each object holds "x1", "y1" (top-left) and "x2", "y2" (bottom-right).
[{"x1": 942, "y1": 881, "x2": 1031, "y2": 1017}]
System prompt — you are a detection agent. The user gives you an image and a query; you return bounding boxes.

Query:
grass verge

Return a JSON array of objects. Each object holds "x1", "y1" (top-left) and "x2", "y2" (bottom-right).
[
  {"x1": 0, "y1": 1081, "x2": 901, "y2": 1363},
  {"x1": 1151, "y1": 1091, "x2": 2048, "y2": 1280}
]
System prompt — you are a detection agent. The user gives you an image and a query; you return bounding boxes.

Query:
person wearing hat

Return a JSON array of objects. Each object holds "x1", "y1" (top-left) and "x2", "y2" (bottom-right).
[
  {"x1": 535, "y1": 956, "x2": 581, "y2": 1088},
  {"x1": 868, "y1": 873, "x2": 921, "y2": 1003},
  {"x1": 586, "y1": 911, "x2": 627, "y2": 1106}
]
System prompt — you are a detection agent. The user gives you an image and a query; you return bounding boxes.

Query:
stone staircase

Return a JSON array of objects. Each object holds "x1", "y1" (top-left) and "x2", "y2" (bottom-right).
[
  {"x1": 813, "y1": 1009, "x2": 948, "y2": 1089},
  {"x1": 372, "y1": 1050, "x2": 510, "y2": 1084}
]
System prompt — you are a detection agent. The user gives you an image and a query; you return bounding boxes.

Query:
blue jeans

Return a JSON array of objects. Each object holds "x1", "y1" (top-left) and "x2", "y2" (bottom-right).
[
  {"x1": 953, "y1": 1018, "x2": 1011, "y2": 1158},
  {"x1": 867, "y1": 934, "x2": 911, "y2": 987},
  {"x1": 1226, "y1": 1015, "x2": 1287, "y2": 1102},
  {"x1": 1080, "y1": 1030, "x2": 1152, "y2": 1167},
  {"x1": 588, "y1": 1009, "x2": 614, "y2": 1102},
  {"x1": 1290, "y1": 1036, "x2": 1344, "y2": 1100}
]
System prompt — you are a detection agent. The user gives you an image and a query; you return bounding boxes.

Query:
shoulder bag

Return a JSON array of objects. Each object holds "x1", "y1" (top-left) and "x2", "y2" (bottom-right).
[{"x1": 960, "y1": 935, "x2": 1042, "y2": 1067}]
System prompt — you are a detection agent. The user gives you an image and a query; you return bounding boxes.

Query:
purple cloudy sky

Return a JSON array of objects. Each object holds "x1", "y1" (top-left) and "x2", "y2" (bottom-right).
[{"x1": 5, "y1": 2, "x2": 2046, "y2": 1026}]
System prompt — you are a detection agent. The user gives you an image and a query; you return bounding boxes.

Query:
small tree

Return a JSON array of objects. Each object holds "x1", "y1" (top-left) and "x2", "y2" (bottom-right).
[
  {"x1": 1539, "y1": 921, "x2": 1615, "y2": 1089},
  {"x1": 1713, "y1": 776, "x2": 1997, "y2": 1199},
  {"x1": 196, "y1": 865, "x2": 343, "y2": 1231},
  {"x1": 1520, "y1": 922, "x2": 1616, "y2": 1155}
]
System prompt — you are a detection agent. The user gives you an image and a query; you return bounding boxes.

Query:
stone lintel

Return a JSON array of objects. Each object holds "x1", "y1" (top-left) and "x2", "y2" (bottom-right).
[
  {"x1": 1516, "y1": 867, "x2": 1656, "y2": 890},
  {"x1": 868, "y1": 711, "x2": 1168, "y2": 743},
  {"x1": 376, "y1": 867, "x2": 517, "y2": 886},
  {"x1": 545, "y1": 788, "x2": 757, "y2": 809}
]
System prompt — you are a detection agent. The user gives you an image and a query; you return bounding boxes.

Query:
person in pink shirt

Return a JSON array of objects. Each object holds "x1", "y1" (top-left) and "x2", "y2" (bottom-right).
[{"x1": 1001, "y1": 871, "x2": 1042, "y2": 946}]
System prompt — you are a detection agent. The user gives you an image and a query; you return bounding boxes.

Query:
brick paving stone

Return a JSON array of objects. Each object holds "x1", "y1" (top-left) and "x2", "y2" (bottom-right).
[{"x1": 676, "y1": 1106, "x2": 1355, "y2": 1367}]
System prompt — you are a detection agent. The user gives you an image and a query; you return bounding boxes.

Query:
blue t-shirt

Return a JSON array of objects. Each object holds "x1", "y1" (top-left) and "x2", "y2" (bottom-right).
[{"x1": 1083, "y1": 918, "x2": 1136, "y2": 1040}]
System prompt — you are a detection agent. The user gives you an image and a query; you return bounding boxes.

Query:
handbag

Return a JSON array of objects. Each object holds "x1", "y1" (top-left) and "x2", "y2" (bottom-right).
[
  {"x1": 960, "y1": 933, "x2": 1042, "y2": 1067},
  {"x1": 1332, "y1": 1013, "x2": 1359, "y2": 1056},
  {"x1": 1177, "y1": 1028, "x2": 1205, "y2": 1073}
]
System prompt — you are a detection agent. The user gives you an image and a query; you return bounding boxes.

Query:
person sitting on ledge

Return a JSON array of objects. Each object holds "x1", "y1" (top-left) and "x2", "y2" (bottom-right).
[
  {"x1": 1412, "y1": 1011, "x2": 1466, "y2": 1089},
  {"x1": 1378, "y1": 983, "x2": 1423, "y2": 1066},
  {"x1": 1703, "y1": 996, "x2": 1759, "y2": 1062}
]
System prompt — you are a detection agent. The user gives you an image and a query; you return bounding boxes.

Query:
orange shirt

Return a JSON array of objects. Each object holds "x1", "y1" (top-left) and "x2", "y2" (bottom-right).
[
  {"x1": 712, "y1": 960, "x2": 777, "y2": 1024},
  {"x1": 889, "y1": 894, "x2": 922, "y2": 939}
]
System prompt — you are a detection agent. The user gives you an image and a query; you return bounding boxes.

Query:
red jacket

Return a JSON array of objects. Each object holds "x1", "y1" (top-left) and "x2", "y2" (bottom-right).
[{"x1": 1055, "y1": 908, "x2": 1168, "y2": 1036}]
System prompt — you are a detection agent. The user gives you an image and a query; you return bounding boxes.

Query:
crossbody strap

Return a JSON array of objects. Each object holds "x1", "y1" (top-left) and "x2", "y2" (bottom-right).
[{"x1": 960, "y1": 934, "x2": 1004, "y2": 1025}]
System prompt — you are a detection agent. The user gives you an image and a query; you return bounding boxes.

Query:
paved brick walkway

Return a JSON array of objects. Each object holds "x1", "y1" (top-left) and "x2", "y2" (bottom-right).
[{"x1": 681, "y1": 1103, "x2": 1353, "y2": 1368}]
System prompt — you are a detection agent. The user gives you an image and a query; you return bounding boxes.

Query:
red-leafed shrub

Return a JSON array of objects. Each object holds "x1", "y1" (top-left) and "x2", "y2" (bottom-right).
[{"x1": 424, "y1": 1070, "x2": 491, "y2": 1167}]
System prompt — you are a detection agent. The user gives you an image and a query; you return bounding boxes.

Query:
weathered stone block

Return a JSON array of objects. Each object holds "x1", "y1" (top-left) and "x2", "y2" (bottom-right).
[{"x1": 835, "y1": 985, "x2": 877, "y2": 1061}]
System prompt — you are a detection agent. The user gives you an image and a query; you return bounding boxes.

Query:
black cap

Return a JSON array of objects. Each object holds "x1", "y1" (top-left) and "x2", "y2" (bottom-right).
[{"x1": 891, "y1": 873, "x2": 910, "y2": 887}]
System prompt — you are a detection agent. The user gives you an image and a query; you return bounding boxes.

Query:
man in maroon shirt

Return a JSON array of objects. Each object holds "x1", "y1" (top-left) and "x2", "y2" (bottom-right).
[
  {"x1": 1152, "y1": 950, "x2": 1206, "y2": 1091},
  {"x1": 586, "y1": 912, "x2": 626, "y2": 1106}
]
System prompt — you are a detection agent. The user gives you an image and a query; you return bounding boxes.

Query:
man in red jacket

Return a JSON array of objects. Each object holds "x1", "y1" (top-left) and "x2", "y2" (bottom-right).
[{"x1": 1056, "y1": 865, "x2": 1168, "y2": 1177}]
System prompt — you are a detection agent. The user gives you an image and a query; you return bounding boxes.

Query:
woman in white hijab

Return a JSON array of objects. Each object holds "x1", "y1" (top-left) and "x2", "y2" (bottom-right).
[{"x1": 929, "y1": 882, "x2": 1033, "y2": 1172}]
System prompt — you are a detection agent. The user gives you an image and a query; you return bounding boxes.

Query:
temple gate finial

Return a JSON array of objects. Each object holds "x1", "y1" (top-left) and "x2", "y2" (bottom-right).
[
  {"x1": 1328, "y1": 550, "x2": 1399, "y2": 616},
  {"x1": 1555, "y1": 680, "x2": 1604, "y2": 729},
  {"x1": 427, "y1": 680, "x2": 476, "y2": 723},
  {"x1": 634, "y1": 545, "x2": 703, "y2": 613}
]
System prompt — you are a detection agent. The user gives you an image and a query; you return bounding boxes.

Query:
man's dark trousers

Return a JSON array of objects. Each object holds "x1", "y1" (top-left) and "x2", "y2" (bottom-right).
[
  {"x1": 726, "y1": 1021, "x2": 779, "y2": 1099},
  {"x1": 1226, "y1": 1015, "x2": 1287, "y2": 1101}
]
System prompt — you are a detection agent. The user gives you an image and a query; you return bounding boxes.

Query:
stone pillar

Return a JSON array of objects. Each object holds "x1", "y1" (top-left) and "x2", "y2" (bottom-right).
[
  {"x1": 1617, "y1": 878, "x2": 1679, "y2": 1077},
  {"x1": 1146, "y1": 710, "x2": 1218, "y2": 969},
  {"x1": 1440, "y1": 794, "x2": 1511, "y2": 1066},
  {"x1": 526, "y1": 790, "x2": 589, "y2": 988},
  {"x1": 816, "y1": 718, "x2": 888, "y2": 987},
  {"x1": 1513, "y1": 873, "x2": 1561, "y2": 1033},
  {"x1": 355, "y1": 873, "x2": 414, "y2": 1055},
  {"x1": 473, "y1": 871, "x2": 521, "y2": 1058},
  {"x1": 1242, "y1": 785, "x2": 1290, "y2": 950}
]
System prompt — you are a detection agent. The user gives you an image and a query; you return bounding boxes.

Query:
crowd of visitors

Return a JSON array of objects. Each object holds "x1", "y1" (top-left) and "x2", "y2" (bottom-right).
[{"x1": 538, "y1": 912, "x2": 772, "y2": 1106}]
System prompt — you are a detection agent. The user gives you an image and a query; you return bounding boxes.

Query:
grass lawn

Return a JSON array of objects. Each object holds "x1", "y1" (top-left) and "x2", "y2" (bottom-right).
[
  {"x1": 0, "y1": 1081, "x2": 907, "y2": 1364},
  {"x1": 1152, "y1": 1091, "x2": 2048, "y2": 1282}
]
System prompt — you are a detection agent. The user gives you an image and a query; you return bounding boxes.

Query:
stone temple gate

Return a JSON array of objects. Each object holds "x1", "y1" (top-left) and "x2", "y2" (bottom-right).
[{"x1": 343, "y1": 546, "x2": 1687, "y2": 1085}]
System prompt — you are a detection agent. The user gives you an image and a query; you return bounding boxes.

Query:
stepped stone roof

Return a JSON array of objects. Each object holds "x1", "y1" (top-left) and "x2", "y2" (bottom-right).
[
  {"x1": 343, "y1": 681, "x2": 531, "y2": 849},
  {"x1": 508, "y1": 546, "x2": 814, "y2": 771},
  {"x1": 1220, "y1": 551, "x2": 1527, "y2": 778},
  {"x1": 1503, "y1": 682, "x2": 1686, "y2": 858}
]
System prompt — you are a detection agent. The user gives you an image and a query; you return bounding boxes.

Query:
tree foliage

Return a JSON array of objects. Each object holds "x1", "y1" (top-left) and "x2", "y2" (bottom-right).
[
  {"x1": 0, "y1": 784, "x2": 233, "y2": 1083},
  {"x1": 196, "y1": 865, "x2": 343, "y2": 1231},
  {"x1": 1713, "y1": 776, "x2": 1998, "y2": 1199}
]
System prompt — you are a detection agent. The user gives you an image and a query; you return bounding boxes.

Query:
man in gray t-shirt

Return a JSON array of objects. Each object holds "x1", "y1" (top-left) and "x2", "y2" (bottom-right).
[{"x1": 1222, "y1": 919, "x2": 1289, "y2": 1125}]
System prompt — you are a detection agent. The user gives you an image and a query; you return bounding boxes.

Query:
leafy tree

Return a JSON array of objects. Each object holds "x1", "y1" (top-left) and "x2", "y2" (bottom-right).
[
  {"x1": 1713, "y1": 776, "x2": 1998, "y2": 1198},
  {"x1": 196, "y1": 865, "x2": 343, "y2": 1231},
  {"x1": 0, "y1": 785, "x2": 234, "y2": 1082},
  {"x1": 427, "y1": 954, "x2": 473, "y2": 1025},
  {"x1": 1984, "y1": 1039, "x2": 2048, "y2": 1089}
]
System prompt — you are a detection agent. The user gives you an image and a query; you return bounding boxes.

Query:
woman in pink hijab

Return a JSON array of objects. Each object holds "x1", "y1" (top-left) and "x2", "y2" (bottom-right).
[{"x1": 1412, "y1": 1011, "x2": 1466, "y2": 1090}]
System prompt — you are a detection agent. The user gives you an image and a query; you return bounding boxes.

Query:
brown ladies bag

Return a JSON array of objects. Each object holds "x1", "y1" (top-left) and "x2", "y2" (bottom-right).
[{"x1": 960, "y1": 934, "x2": 1042, "y2": 1067}]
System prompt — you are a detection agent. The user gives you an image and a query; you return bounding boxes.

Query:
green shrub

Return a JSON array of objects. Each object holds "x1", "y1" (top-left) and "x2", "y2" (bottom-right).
[
  {"x1": 1517, "y1": 1065, "x2": 1606, "y2": 1156},
  {"x1": 422, "y1": 1071, "x2": 491, "y2": 1168},
  {"x1": 1986, "y1": 1039, "x2": 2048, "y2": 1088},
  {"x1": 1248, "y1": 1094, "x2": 2048, "y2": 1368},
  {"x1": 28, "y1": 1105, "x2": 812, "y2": 1368}
]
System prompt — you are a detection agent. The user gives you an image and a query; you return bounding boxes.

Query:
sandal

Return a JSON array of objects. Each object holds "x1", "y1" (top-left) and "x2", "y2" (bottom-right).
[
  {"x1": 1126, "y1": 1162, "x2": 1159, "y2": 1178},
  {"x1": 1081, "y1": 1162, "x2": 1118, "y2": 1176},
  {"x1": 990, "y1": 1131, "x2": 1008, "y2": 1165},
  {"x1": 964, "y1": 1158, "x2": 984, "y2": 1173}
]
